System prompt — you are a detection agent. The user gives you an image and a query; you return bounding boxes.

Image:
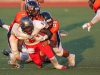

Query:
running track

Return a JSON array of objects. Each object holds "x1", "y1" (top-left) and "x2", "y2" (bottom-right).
[{"x1": 0, "y1": 2, "x2": 88, "y2": 7}]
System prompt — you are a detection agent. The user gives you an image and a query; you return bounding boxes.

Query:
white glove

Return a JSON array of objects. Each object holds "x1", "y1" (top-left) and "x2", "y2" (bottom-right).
[{"x1": 82, "y1": 23, "x2": 91, "y2": 32}]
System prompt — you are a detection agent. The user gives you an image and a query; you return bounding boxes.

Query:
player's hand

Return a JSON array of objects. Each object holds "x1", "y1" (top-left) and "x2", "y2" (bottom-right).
[
  {"x1": 0, "y1": 19, "x2": 4, "y2": 27},
  {"x1": 82, "y1": 23, "x2": 91, "y2": 32}
]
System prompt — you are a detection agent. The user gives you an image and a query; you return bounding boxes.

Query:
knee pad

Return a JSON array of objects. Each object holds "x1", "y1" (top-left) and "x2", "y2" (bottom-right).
[
  {"x1": 53, "y1": 47, "x2": 63, "y2": 56},
  {"x1": 53, "y1": 42, "x2": 64, "y2": 56}
]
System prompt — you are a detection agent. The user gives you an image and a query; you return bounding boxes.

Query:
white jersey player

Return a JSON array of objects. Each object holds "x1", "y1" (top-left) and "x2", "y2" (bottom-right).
[
  {"x1": 7, "y1": 16, "x2": 46, "y2": 68},
  {"x1": 5, "y1": 16, "x2": 67, "y2": 69}
]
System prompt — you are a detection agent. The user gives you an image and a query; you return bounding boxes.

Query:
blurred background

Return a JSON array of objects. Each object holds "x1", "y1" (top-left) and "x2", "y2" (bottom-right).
[
  {"x1": 0, "y1": 0, "x2": 88, "y2": 7},
  {"x1": 0, "y1": 0, "x2": 87, "y2": 2}
]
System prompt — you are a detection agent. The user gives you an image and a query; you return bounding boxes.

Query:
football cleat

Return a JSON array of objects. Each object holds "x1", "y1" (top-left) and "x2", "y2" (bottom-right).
[
  {"x1": 37, "y1": 64, "x2": 42, "y2": 68},
  {"x1": 61, "y1": 65, "x2": 67, "y2": 70},
  {"x1": 2, "y1": 49, "x2": 10, "y2": 56},
  {"x1": 53, "y1": 65, "x2": 67, "y2": 70},
  {"x1": 68, "y1": 54, "x2": 75, "y2": 67},
  {"x1": 8, "y1": 61, "x2": 22, "y2": 68}
]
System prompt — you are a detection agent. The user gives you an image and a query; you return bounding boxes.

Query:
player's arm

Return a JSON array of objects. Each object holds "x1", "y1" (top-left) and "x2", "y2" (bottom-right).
[
  {"x1": 90, "y1": 9, "x2": 100, "y2": 24},
  {"x1": 40, "y1": 32, "x2": 57, "y2": 47},
  {"x1": 34, "y1": 28, "x2": 52, "y2": 41},
  {"x1": 82, "y1": 9, "x2": 100, "y2": 31},
  {"x1": 48, "y1": 32, "x2": 57, "y2": 47},
  {"x1": 18, "y1": 39, "x2": 24, "y2": 52},
  {"x1": 11, "y1": 23, "x2": 29, "y2": 39},
  {"x1": 0, "y1": 19, "x2": 10, "y2": 30},
  {"x1": 21, "y1": 0, "x2": 25, "y2": 11}
]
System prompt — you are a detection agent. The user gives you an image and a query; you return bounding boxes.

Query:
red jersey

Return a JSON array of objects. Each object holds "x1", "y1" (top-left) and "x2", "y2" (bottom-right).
[
  {"x1": 9, "y1": 10, "x2": 28, "y2": 30},
  {"x1": 93, "y1": 0, "x2": 100, "y2": 13},
  {"x1": 9, "y1": 10, "x2": 41, "y2": 30}
]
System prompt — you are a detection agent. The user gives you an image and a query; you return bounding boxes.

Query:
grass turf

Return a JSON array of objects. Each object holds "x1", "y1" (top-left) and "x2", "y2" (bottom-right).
[{"x1": 0, "y1": 7, "x2": 100, "y2": 75}]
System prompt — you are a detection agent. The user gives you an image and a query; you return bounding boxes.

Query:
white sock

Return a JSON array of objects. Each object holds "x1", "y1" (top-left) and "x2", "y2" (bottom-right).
[{"x1": 50, "y1": 56, "x2": 62, "y2": 69}]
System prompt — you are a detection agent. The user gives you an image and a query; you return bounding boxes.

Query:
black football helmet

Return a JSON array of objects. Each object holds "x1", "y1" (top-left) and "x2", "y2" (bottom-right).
[
  {"x1": 20, "y1": 16, "x2": 33, "y2": 34},
  {"x1": 88, "y1": 0, "x2": 95, "y2": 9},
  {"x1": 40, "y1": 11, "x2": 53, "y2": 29},
  {"x1": 25, "y1": 1, "x2": 40, "y2": 17}
]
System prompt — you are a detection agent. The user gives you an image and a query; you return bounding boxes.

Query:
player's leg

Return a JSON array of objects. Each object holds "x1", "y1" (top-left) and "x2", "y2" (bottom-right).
[
  {"x1": 7, "y1": 32, "x2": 22, "y2": 68},
  {"x1": 53, "y1": 42, "x2": 75, "y2": 67},
  {"x1": 8, "y1": 53, "x2": 22, "y2": 68},
  {"x1": 9, "y1": 35, "x2": 21, "y2": 61},
  {"x1": 25, "y1": 44, "x2": 42, "y2": 68},
  {"x1": 0, "y1": 19, "x2": 9, "y2": 30},
  {"x1": 2, "y1": 49, "x2": 32, "y2": 63},
  {"x1": 38, "y1": 43, "x2": 67, "y2": 69},
  {"x1": 29, "y1": 49, "x2": 42, "y2": 68}
]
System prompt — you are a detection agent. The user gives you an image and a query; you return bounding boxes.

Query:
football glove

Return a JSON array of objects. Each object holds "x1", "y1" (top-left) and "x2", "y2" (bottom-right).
[
  {"x1": 60, "y1": 30, "x2": 68, "y2": 37},
  {"x1": 82, "y1": 23, "x2": 91, "y2": 32},
  {"x1": 0, "y1": 19, "x2": 4, "y2": 28}
]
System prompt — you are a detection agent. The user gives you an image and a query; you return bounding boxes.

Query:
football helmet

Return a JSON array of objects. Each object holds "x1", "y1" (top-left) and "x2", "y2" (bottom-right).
[
  {"x1": 25, "y1": 1, "x2": 40, "y2": 17},
  {"x1": 20, "y1": 16, "x2": 33, "y2": 35},
  {"x1": 88, "y1": 0, "x2": 95, "y2": 9},
  {"x1": 40, "y1": 11, "x2": 53, "y2": 29}
]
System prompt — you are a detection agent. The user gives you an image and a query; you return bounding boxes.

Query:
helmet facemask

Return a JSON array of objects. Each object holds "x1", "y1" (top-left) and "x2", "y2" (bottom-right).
[
  {"x1": 46, "y1": 18, "x2": 53, "y2": 29},
  {"x1": 25, "y1": 1, "x2": 40, "y2": 18},
  {"x1": 20, "y1": 17, "x2": 34, "y2": 35},
  {"x1": 21, "y1": 24, "x2": 33, "y2": 35},
  {"x1": 40, "y1": 12, "x2": 53, "y2": 29}
]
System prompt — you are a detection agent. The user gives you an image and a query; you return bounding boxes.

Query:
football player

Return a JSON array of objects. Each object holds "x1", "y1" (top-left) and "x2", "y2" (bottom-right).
[
  {"x1": 82, "y1": 0, "x2": 100, "y2": 31},
  {"x1": 0, "y1": 1, "x2": 46, "y2": 65},
  {"x1": 8, "y1": 16, "x2": 67, "y2": 69},
  {"x1": 21, "y1": 0, "x2": 44, "y2": 10},
  {"x1": 9, "y1": 16, "x2": 48, "y2": 68},
  {"x1": 0, "y1": 1, "x2": 42, "y2": 68},
  {"x1": 39, "y1": 11, "x2": 75, "y2": 67}
]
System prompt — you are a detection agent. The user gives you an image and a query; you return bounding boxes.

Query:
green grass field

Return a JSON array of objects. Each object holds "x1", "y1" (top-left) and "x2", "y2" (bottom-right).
[{"x1": 0, "y1": 7, "x2": 100, "y2": 75}]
